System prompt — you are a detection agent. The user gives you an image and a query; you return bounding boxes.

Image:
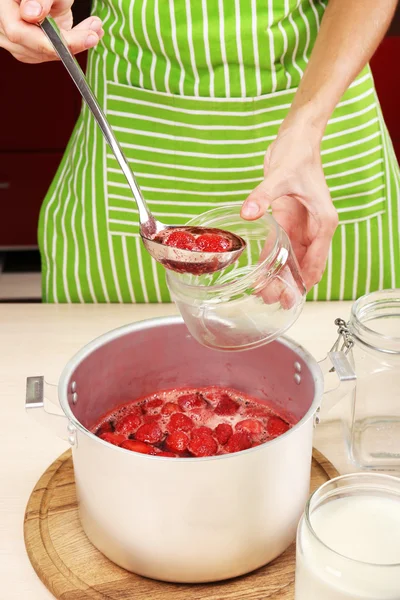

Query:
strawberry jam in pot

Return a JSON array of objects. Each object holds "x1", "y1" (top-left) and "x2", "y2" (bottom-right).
[{"x1": 92, "y1": 386, "x2": 293, "y2": 458}]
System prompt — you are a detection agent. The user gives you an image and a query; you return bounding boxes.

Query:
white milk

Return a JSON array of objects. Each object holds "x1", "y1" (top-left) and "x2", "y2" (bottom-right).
[{"x1": 295, "y1": 495, "x2": 400, "y2": 600}]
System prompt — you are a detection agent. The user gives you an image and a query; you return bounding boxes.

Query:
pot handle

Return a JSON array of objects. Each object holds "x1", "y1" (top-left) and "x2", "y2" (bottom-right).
[
  {"x1": 26, "y1": 376, "x2": 73, "y2": 442},
  {"x1": 316, "y1": 351, "x2": 356, "y2": 422}
]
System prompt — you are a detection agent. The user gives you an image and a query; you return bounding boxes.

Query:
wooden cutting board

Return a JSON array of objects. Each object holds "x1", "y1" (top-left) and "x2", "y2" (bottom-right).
[{"x1": 24, "y1": 449, "x2": 338, "y2": 600}]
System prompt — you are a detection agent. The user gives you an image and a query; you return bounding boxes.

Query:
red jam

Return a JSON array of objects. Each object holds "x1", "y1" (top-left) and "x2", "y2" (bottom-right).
[{"x1": 92, "y1": 387, "x2": 293, "y2": 458}]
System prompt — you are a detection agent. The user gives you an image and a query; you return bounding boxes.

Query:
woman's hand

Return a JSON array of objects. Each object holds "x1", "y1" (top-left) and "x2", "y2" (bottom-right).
[
  {"x1": 0, "y1": 0, "x2": 103, "y2": 63},
  {"x1": 241, "y1": 120, "x2": 338, "y2": 292}
]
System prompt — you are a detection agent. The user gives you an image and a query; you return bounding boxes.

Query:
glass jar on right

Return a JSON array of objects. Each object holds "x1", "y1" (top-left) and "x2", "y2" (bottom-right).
[{"x1": 339, "y1": 290, "x2": 400, "y2": 470}]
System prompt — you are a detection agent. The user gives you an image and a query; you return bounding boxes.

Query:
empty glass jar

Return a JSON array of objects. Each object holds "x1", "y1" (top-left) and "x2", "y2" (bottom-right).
[
  {"x1": 166, "y1": 205, "x2": 306, "y2": 351},
  {"x1": 333, "y1": 290, "x2": 400, "y2": 470}
]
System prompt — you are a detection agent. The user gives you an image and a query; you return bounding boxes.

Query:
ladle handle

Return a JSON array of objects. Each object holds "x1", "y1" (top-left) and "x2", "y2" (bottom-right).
[{"x1": 40, "y1": 17, "x2": 152, "y2": 225}]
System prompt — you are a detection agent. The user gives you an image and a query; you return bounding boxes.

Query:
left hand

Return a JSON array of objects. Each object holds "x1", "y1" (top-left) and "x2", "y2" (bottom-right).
[{"x1": 241, "y1": 122, "x2": 338, "y2": 292}]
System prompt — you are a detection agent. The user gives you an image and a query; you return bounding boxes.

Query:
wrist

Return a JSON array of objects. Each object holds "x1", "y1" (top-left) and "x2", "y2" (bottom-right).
[{"x1": 279, "y1": 105, "x2": 328, "y2": 146}]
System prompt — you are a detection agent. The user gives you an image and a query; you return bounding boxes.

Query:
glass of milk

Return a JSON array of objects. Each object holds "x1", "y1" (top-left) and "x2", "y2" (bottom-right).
[{"x1": 295, "y1": 473, "x2": 400, "y2": 600}]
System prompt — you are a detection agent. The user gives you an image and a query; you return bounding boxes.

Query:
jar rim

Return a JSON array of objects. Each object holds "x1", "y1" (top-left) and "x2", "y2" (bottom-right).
[
  {"x1": 304, "y1": 473, "x2": 400, "y2": 568},
  {"x1": 349, "y1": 290, "x2": 400, "y2": 353},
  {"x1": 166, "y1": 208, "x2": 282, "y2": 296}
]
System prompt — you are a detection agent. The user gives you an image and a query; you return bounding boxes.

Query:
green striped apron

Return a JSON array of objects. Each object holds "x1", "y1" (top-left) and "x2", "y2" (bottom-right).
[{"x1": 39, "y1": 0, "x2": 400, "y2": 303}]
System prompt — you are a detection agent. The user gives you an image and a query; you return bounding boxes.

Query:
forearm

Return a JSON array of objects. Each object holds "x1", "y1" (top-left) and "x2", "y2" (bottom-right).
[{"x1": 282, "y1": 0, "x2": 398, "y2": 140}]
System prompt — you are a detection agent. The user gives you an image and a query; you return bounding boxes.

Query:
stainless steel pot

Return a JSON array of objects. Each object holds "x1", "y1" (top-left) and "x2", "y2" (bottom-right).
[{"x1": 26, "y1": 317, "x2": 355, "y2": 583}]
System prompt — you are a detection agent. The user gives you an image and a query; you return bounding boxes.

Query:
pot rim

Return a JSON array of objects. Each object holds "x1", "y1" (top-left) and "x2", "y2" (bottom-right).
[{"x1": 58, "y1": 316, "x2": 323, "y2": 461}]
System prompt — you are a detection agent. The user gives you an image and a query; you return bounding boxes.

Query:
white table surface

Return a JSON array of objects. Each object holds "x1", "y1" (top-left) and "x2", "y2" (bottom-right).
[{"x1": 0, "y1": 301, "x2": 362, "y2": 599}]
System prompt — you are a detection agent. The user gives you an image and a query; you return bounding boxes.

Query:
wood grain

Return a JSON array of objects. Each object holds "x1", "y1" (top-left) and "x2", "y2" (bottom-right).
[{"x1": 24, "y1": 449, "x2": 338, "y2": 600}]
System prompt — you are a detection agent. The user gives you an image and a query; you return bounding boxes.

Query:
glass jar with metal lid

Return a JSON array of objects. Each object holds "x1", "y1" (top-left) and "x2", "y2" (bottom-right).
[{"x1": 331, "y1": 290, "x2": 400, "y2": 470}]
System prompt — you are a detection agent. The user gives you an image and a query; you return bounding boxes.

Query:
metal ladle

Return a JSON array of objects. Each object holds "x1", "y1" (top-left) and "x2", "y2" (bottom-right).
[{"x1": 40, "y1": 18, "x2": 246, "y2": 275}]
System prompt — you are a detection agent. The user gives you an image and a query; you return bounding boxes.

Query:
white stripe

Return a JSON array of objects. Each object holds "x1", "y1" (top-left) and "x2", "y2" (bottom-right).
[
  {"x1": 299, "y1": 2, "x2": 311, "y2": 64},
  {"x1": 325, "y1": 158, "x2": 384, "y2": 180},
  {"x1": 122, "y1": 236, "x2": 136, "y2": 302},
  {"x1": 108, "y1": 94, "x2": 292, "y2": 117},
  {"x1": 235, "y1": 0, "x2": 246, "y2": 97},
  {"x1": 339, "y1": 210, "x2": 386, "y2": 225},
  {"x1": 278, "y1": 11, "x2": 292, "y2": 90},
  {"x1": 389, "y1": 143, "x2": 400, "y2": 286},
  {"x1": 321, "y1": 132, "x2": 381, "y2": 156},
  {"x1": 110, "y1": 184, "x2": 252, "y2": 196},
  {"x1": 109, "y1": 195, "x2": 244, "y2": 207},
  {"x1": 349, "y1": 72, "x2": 371, "y2": 89},
  {"x1": 154, "y1": 0, "x2": 171, "y2": 94},
  {"x1": 365, "y1": 217, "x2": 371, "y2": 294},
  {"x1": 108, "y1": 109, "x2": 284, "y2": 131},
  {"x1": 352, "y1": 222, "x2": 359, "y2": 300},
  {"x1": 106, "y1": 70, "x2": 370, "y2": 103},
  {"x1": 120, "y1": 141, "x2": 266, "y2": 159},
  {"x1": 50, "y1": 185, "x2": 63, "y2": 302},
  {"x1": 339, "y1": 225, "x2": 346, "y2": 301},
  {"x1": 377, "y1": 213, "x2": 384, "y2": 289},
  {"x1": 108, "y1": 169, "x2": 262, "y2": 185},
  {"x1": 60, "y1": 163, "x2": 73, "y2": 303},
  {"x1": 110, "y1": 214, "x2": 196, "y2": 222},
  {"x1": 380, "y1": 118, "x2": 396, "y2": 287},
  {"x1": 201, "y1": 0, "x2": 214, "y2": 97},
  {"x1": 308, "y1": 0, "x2": 321, "y2": 29},
  {"x1": 151, "y1": 259, "x2": 162, "y2": 303},
  {"x1": 42, "y1": 141, "x2": 71, "y2": 301},
  {"x1": 70, "y1": 126, "x2": 85, "y2": 303},
  {"x1": 107, "y1": 153, "x2": 263, "y2": 173},
  {"x1": 288, "y1": 12, "x2": 303, "y2": 79},
  {"x1": 118, "y1": 0, "x2": 131, "y2": 84},
  {"x1": 142, "y1": 0, "x2": 157, "y2": 91},
  {"x1": 128, "y1": 0, "x2": 144, "y2": 88},
  {"x1": 92, "y1": 54, "x2": 111, "y2": 302},
  {"x1": 114, "y1": 126, "x2": 276, "y2": 145},
  {"x1": 323, "y1": 145, "x2": 382, "y2": 168},
  {"x1": 330, "y1": 172, "x2": 384, "y2": 192},
  {"x1": 135, "y1": 238, "x2": 149, "y2": 303},
  {"x1": 326, "y1": 243, "x2": 333, "y2": 301},
  {"x1": 251, "y1": 0, "x2": 261, "y2": 95},
  {"x1": 185, "y1": 0, "x2": 200, "y2": 96},
  {"x1": 267, "y1": 0, "x2": 277, "y2": 92},
  {"x1": 169, "y1": 0, "x2": 185, "y2": 95},
  {"x1": 324, "y1": 117, "x2": 379, "y2": 141},
  {"x1": 312, "y1": 283, "x2": 319, "y2": 301},
  {"x1": 111, "y1": 231, "x2": 140, "y2": 238},
  {"x1": 336, "y1": 197, "x2": 385, "y2": 214},
  {"x1": 218, "y1": 0, "x2": 230, "y2": 97},
  {"x1": 108, "y1": 0, "x2": 120, "y2": 83},
  {"x1": 328, "y1": 103, "x2": 376, "y2": 125},
  {"x1": 337, "y1": 88, "x2": 373, "y2": 108},
  {"x1": 80, "y1": 115, "x2": 98, "y2": 302}
]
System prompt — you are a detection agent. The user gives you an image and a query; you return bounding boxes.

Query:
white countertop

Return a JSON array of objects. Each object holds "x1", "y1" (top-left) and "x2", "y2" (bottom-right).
[{"x1": 0, "y1": 301, "x2": 359, "y2": 599}]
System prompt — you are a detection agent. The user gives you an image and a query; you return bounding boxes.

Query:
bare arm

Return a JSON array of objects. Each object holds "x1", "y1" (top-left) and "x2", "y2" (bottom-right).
[
  {"x1": 242, "y1": 0, "x2": 398, "y2": 291},
  {"x1": 284, "y1": 0, "x2": 398, "y2": 139}
]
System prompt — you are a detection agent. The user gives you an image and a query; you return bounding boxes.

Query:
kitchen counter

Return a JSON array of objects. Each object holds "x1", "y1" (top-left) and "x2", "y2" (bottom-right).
[{"x1": 0, "y1": 301, "x2": 360, "y2": 599}]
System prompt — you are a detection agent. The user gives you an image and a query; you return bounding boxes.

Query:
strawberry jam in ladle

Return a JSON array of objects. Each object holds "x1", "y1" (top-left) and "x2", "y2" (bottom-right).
[{"x1": 40, "y1": 18, "x2": 246, "y2": 275}]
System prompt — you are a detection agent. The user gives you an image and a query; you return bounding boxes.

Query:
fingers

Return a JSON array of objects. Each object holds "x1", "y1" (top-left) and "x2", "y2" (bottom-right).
[
  {"x1": 300, "y1": 207, "x2": 338, "y2": 291},
  {"x1": 20, "y1": 0, "x2": 54, "y2": 23},
  {"x1": 59, "y1": 23, "x2": 102, "y2": 54},
  {"x1": 241, "y1": 175, "x2": 285, "y2": 221},
  {"x1": 0, "y1": 0, "x2": 103, "y2": 63}
]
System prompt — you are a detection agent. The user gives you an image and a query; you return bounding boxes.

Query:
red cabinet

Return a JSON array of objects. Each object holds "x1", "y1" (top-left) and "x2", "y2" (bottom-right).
[{"x1": 0, "y1": 49, "x2": 86, "y2": 248}]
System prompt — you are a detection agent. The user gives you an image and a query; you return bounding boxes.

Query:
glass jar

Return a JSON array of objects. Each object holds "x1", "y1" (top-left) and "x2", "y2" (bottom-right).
[
  {"x1": 332, "y1": 290, "x2": 400, "y2": 470},
  {"x1": 295, "y1": 473, "x2": 400, "y2": 600},
  {"x1": 166, "y1": 205, "x2": 306, "y2": 351}
]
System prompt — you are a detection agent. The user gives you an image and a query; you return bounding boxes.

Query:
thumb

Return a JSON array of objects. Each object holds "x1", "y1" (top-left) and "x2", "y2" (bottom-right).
[
  {"x1": 20, "y1": 0, "x2": 53, "y2": 23},
  {"x1": 241, "y1": 176, "x2": 283, "y2": 221}
]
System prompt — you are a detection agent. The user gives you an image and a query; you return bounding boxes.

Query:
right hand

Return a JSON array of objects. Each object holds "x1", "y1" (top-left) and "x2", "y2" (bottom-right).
[{"x1": 0, "y1": 0, "x2": 103, "y2": 63}]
